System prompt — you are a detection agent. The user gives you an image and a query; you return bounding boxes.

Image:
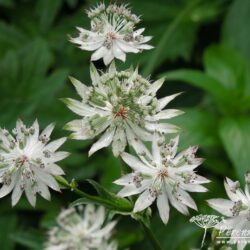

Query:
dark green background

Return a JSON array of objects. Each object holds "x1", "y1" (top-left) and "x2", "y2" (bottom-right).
[{"x1": 0, "y1": 0, "x2": 250, "y2": 249}]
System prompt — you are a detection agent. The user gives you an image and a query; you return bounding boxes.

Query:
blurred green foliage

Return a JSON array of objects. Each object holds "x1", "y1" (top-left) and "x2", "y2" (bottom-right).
[{"x1": 0, "y1": 0, "x2": 250, "y2": 249}]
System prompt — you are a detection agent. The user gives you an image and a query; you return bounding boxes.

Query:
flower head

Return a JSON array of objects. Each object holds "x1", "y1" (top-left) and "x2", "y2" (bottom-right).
[
  {"x1": 0, "y1": 119, "x2": 69, "y2": 207},
  {"x1": 45, "y1": 205, "x2": 117, "y2": 250},
  {"x1": 70, "y1": 3, "x2": 153, "y2": 65},
  {"x1": 63, "y1": 63, "x2": 182, "y2": 157},
  {"x1": 208, "y1": 176, "x2": 250, "y2": 250},
  {"x1": 114, "y1": 133, "x2": 209, "y2": 224}
]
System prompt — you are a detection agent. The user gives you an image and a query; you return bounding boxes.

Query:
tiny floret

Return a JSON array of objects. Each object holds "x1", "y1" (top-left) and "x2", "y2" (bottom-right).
[
  {"x1": 63, "y1": 63, "x2": 182, "y2": 157},
  {"x1": 70, "y1": 3, "x2": 153, "y2": 65},
  {"x1": 0, "y1": 119, "x2": 69, "y2": 207},
  {"x1": 45, "y1": 204, "x2": 117, "y2": 250},
  {"x1": 114, "y1": 132, "x2": 209, "y2": 224}
]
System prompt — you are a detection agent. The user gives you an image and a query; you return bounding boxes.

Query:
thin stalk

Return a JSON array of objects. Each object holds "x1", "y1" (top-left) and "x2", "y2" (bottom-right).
[
  {"x1": 56, "y1": 177, "x2": 163, "y2": 250},
  {"x1": 140, "y1": 221, "x2": 163, "y2": 250},
  {"x1": 201, "y1": 227, "x2": 207, "y2": 248}
]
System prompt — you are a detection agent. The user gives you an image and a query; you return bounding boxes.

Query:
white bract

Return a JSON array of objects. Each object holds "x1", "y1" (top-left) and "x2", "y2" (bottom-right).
[
  {"x1": 114, "y1": 133, "x2": 209, "y2": 224},
  {"x1": 0, "y1": 120, "x2": 69, "y2": 207},
  {"x1": 45, "y1": 205, "x2": 117, "y2": 250},
  {"x1": 63, "y1": 63, "x2": 182, "y2": 157},
  {"x1": 208, "y1": 175, "x2": 250, "y2": 250},
  {"x1": 70, "y1": 3, "x2": 153, "y2": 65}
]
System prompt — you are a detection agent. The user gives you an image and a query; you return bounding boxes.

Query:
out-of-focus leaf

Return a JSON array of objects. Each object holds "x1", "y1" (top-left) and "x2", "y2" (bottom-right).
[
  {"x1": 11, "y1": 230, "x2": 44, "y2": 250},
  {"x1": 161, "y1": 69, "x2": 227, "y2": 99},
  {"x1": 0, "y1": 0, "x2": 14, "y2": 7},
  {"x1": 162, "y1": 45, "x2": 250, "y2": 115},
  {"x1": 36, "y1": 0, "x2": 63, "y2": 32},
  {"x1": 170, "y1": 108, "x2": 219, "y2": 149},
  {"x1": 0, "y1": 213, "x2": 17, "y2": 250},
  {"x1": 100, "y1": 151, "x2": 122, "y2": 192},
  {"x1": 219, "y1": 117, "x2": 250, "y2": 183},
  {"x1": 0, "y1": 22, "x2": 28, "y2": 56},
  {"x1": 204, "y1": 45, "x2": 250, "y2": 91},
  {"x1": 142, "y1": 0, "x2": 223, "y2": 75},
  {"x1": 222, "y1": 0, "x2": 250, "y2": 64}
]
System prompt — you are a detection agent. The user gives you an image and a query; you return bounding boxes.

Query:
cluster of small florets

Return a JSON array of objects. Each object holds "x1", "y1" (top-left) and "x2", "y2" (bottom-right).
[
  {"x1": 70, "y1": 3, "x2": 152, "y2": 65},
  {"x1": 0, "y1": 120, "x2": 68, "y2": 206},
  {"x1": 190, "y1": 214, "x2": 220, "y2": 228},
  {"x1": 87, "y1": 3, "x2": 140, "y2": 24},
  {"x1": 45, "y1": 205, "x2": 117, "y2": 250},
  {"x1": 64, "y1": 63, "x2": 182, "y2": 157}
]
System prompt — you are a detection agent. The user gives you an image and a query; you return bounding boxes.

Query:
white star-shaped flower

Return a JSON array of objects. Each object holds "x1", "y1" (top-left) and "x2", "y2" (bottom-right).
[
  {"x1": 70, "y1": 3, "x2": 153, "y2": 65},
  {"x1": 63, "y1": 63, "x2": 183, "y2": 157},
  {"x1": 45, "y1": 205, "x2": 117, "y2": 250},
  {"x1": 208, "y1": 175, "x2": 250, "y2": 250},
  {"x1": 114, "y1": 133, "x2": 209, "y2": 224},
  {"x1": 0, "y1": 119, "x2": 69, "y2": 206}
]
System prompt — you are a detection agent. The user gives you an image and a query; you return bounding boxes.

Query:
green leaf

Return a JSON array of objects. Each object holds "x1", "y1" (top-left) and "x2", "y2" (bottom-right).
[
  {"x1": 0, "y1": 22, "x2": 28, "y2": 56},
  {"x1": 0, "y1": 0, "x2": 14, "y2": 7},
  {"x1": 170, "y1": 108, "x2": 219, "y2": 149},
  {"x1": 142, "y1": 0, "x2": 223, "y2": 75},
  {"x1": 222, "y1": 0, "x2": 250, "y2": 64},
  {"x1": 11, "y1": 230, "x2": 44, "y2": 250},
  {"x1": 70, "y1": 180, "x2": 133, "y2": 214},
  {"x1": 219, "y1": 117, "x2": 250, "y2": 183},
  {"x1": 160, "y1": 69, "x2": 226, "y2": 99},
  {"x1": 0, "y1": 213, "x2": 17, "y2": 250},
  {"x1": 204, "y1": 45, "x2": 249, "y2": 91},
  {"x1": 36, "y1": 0, "x2": 63, "y2": 32}
]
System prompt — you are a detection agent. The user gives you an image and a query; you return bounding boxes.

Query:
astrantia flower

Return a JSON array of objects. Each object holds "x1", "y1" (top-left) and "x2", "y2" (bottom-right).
[
  {"x1": 70, "y1": 3, "x2": 153, "y2": 65},
  {"x1": 0, "y1": 120, "x2": 69, "y2": 207},
  {"x1": 45, "y1": 205, "x2": 117, "y2": 250},
  {"x1": 208, "y1": 175, "x2": 250, "y2": 250},
  {"x1": 63, "y1": 63, "x2": 182, "y2": 157},
  {"x1": 114, "y1": 133, "x2": 209, "y2": 224}
]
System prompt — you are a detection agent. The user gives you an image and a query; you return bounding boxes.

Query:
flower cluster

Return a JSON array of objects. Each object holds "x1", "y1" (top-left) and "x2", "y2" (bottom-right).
[
  {"x1": 0, "y1": 120, "x2": 68, "y2": 206},
  {"x1": 70, "y1": 3, "x2": 153, "y2": 65},
  {"x1": 0, "y1": 2, "x2": 216, "y2": 249},
  {"x1": 45, "y1": 205, "x2": 117, "y2": 250},
  {"x1": 208, "y1": 176, "x2": 250, "y2": 250},
  {"x1": 114, "y1": 133, "x2": 209, "y2": 223},
  {"x1": 63, "y1": 2, "x2": 210, "y2": 226},
  {"x1": 64, "y1": 63, "x2": 182, "y2": 157}
]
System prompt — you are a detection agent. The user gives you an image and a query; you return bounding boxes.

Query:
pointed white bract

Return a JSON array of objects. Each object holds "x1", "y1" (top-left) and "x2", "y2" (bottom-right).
[
  {"x1": 0, "y1": 120, "x2": 69, "y2": 207},
  {"x1": 70, "y1": 3, "x2": 153, "y2": 65},
  {"x1": 45, "y1": 205, "x2": 117, "y2": 250},
  {"x1": 114, "y1": 132, "x2": 209, "y2": 224},
  {"x1": 208, "y1": 175, "x2": 250, "y2": 250},
  {"x1": 64, "y1": 63, "x2": 183, "y2": 157}
]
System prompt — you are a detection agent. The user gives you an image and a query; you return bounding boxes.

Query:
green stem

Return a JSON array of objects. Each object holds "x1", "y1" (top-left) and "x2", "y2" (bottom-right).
[
  {"x1": 55, "y1": 176, "x2": 99, "y2": 201},
  {"x1": 140, "y1": 221, "x2": 163, "y2": 250},
  {"x1": 56, "y1": 177, "x2": 163, "y2": 249},
  {"x1": 142, "y1": 0, "x2": 200, "y2": 76}
]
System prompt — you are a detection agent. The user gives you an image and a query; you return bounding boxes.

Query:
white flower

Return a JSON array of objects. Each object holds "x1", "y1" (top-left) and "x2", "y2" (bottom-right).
[
  {"x1": 114, "y1": 133, "x2": 209, "y2": 224},
  {"x1": 0, "y1": 119, "x2": 69, "y2": 207},
  {"x1": 63, "y1": 63, "x2": 182, "y2": 157},
  {"x1": 207, "y1": 176, "x2": 250, "y2": 250},
  {"x1": 70, "y1": 3, "x2": 153, "y2": 65},
  {"x1": 45, "y1": 205, "x2": 117, "y2": 250}
]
